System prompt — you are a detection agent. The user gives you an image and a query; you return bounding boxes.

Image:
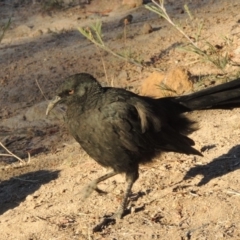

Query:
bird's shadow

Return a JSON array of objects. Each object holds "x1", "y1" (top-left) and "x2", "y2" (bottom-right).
[
  {"x1": 0, "y1": 169, "x2": 60, "y2": 215},
  {"x1": 183, "y1": 145, "x2": 240, "y2": 186}
]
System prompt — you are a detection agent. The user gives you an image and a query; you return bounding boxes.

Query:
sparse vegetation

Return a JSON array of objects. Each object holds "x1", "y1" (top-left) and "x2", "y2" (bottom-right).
[
  {"x1": 79, "y1": 21, "x2": 145, "y2": 69},
  {"x1": 0, "y1": 142, "x2": 29, "y2": 164},
  {"x1": 41, "y1": 0, "x2": 64, "y2": 11},
  {"x1": 156, "y1": 82, "x2": 177, "y2": 96},
  {"x1": 178, "y1": 42, "x2": 230, "y2": 71},
  {"x1": 145, "y1": 0, "x2": 198, "y2": 48},
  {"x1": 77, "y1": 0, "x2": 232, "y2": 73},
  {"x1": 78, "y1": 21, "x2": 164, "y2": 72},
  {"x1": 145, "y1": 0, "x2": 231, "y2": 71},
  {"x1": 0, "y1": 18, "x2": 11, "y2": 43}
]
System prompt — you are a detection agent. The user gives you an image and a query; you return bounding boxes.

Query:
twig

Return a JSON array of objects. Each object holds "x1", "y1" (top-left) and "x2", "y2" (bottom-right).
[
  {"x1": 78, "y1": 23, "x2": 162, "y2": 72},
  {"x1": 0, "y1": 17, "x2": 11, "y2": 43},
  {"x1": 95, "y1": 45, "x2": 109, "y2": 84},
  {"x1": 0, "y1": 141, "x2": 26, "y2": 163},
  {"x1": 0, "y1": 153, "x2": 15, "y2": 157},
  {"x1": 146, "y1": 0, "x2": 228, "y2": 71},
  {"x1": 225, "y1": 189, "x2": 240, "y2": 196},
  {"x1": 35, "y1": 78, "x2": 48, "y2": 101},
  {"x1": 147, "y1": 0, "x2": 199, "y2": 48}
]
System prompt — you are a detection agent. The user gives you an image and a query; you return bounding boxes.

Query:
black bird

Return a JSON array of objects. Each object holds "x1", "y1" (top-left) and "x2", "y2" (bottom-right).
[{"x1": 46, "y1": 73, "x2": 240, "y2": 220}]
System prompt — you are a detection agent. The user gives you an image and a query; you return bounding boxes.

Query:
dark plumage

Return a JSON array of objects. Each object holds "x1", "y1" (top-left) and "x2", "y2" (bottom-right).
[{"x1": 46, "y1": 73, "x2": 240, "y2": 220}]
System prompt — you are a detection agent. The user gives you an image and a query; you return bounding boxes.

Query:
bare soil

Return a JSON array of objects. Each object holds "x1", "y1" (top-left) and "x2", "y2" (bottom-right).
[{"x1": 1, "y1": 0, "x2": 240, "y2": 239}]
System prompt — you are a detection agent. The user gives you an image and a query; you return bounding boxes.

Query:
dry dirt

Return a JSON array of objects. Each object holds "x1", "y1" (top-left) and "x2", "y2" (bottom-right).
[{"x1": 1, "y1": 0, "x2": 240, "y2": 239}]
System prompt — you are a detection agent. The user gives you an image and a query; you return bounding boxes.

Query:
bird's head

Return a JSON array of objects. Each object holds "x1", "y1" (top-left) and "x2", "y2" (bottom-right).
[{"x1": 46, "y1": 73, "x2": 102, "y2": 115}]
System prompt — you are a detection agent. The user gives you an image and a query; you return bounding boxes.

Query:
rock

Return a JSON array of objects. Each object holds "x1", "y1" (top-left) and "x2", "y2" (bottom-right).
[
  {"x1": 142, "y1": 22, "x2": 153, "y2": 34},
  {"x1": 230, "y1": 46, "x2": 240, "y2": 65},
  {"x1": 140, "y1": 67, "x2": 193, "y2": 98},
  {"x1": 14, "y1": 25, "x2": 31, "y2": 38},
  {"x1": 88, "y1": 0, "x2": 121, "y2": 13},
  {"x1": 122, "y1": 0, "x2": 143, "y2": 8},
  {"x1": 31, "y1": 29, "x2": 43, "y2": 38},
  {"x1": 117, "y1": 70, "x2": 128, "y2": 80}
]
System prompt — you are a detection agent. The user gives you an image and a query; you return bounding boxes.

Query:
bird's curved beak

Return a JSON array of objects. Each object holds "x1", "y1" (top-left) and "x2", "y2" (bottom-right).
[{"x1": 46, "y1": 96, "x2": 61, "y2": 115}]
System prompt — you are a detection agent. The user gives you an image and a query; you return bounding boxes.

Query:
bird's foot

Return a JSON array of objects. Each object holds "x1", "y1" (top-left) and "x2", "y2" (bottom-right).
[
  {"x1": 93, "y1": 216, "x2": 116, "y2": 232},
  {"x1": 92, "y1": 211, "x2": 123, "y2": 232},
  {"x1": 95, "y1": 187, "x2": 108, "y2": 195},
  {"x1": 93, "y1": 207, "x2": 129, "y2": 232},
  {"x1": 93, "y1": 208, "x2": 128, "y2": 232},
  {"x1": 81, "y1": 181, "x2": 107, "y2": 200}
]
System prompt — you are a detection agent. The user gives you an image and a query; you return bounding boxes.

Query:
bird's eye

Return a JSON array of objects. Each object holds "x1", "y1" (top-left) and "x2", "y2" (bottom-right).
[{"x1": 68, "y1": 90, "x2": 74, "y2": 95}]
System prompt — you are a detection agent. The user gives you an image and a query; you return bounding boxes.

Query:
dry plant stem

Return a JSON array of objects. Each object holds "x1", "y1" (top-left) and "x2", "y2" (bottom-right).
[
  {"x1": 0, "y1": 141, "x2": 26, "y2": 163},
  {"x1": 79, "y1": 21, "x2": 167, "y2": 72},
  {"x1": 124, "y1": 22, "x2": 127, "y2": 46},
  {"x1": 1, "y1": 153, "x2": 15, "y2": 157},
  {"x1": 78, "y1": 26, "x2": 162, "y2": 72},
  {"x1": 0, "y1": 18, "x2": 11, "y2": 43},
  {"x1": 95, "y1": 46, "x2": 109, "y2": 83},
  {"x1": 123, "y1": 23, "x2": 128, "y2": 66},
  {"x1": 226, "y1": 189, "x2": 240, "y2": 196},
  {"x1": 151, "y1": 0, "x2": 199, "y2": 48},
  {"x1": 89, "y1": 34, "x2": 142, "y2": 67},
  {"x1": 35, "y1": 78, "x2": 49, "y2": 101}
]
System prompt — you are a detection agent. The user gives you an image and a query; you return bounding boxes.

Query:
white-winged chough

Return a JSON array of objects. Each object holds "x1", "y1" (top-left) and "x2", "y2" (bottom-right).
[{"x1": 46, "y1": 73, "x2": 240, "y2": 223}]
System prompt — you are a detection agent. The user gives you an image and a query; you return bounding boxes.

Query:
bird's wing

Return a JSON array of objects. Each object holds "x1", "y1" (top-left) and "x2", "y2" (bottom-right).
[
  {"x1": 100, "y1": 99, "x2": 202, "y2": 157},
  {"x1": 99, "y1": 100, "x2": 160, "y2": 153}
]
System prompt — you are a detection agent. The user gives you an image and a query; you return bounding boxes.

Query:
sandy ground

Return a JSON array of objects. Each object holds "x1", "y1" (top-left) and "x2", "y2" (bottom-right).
[{"x1": 1, "y1": 0, "x2": 240, "y2": 239}]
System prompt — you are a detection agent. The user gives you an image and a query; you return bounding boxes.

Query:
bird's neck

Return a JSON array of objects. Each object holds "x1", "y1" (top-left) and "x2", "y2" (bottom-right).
[
  {"x1": 69, "y1": 89, "x2": 103, "y2": 114},
  {"x1": 84, "y1": 92, "x2": 102, "y2": 109}
]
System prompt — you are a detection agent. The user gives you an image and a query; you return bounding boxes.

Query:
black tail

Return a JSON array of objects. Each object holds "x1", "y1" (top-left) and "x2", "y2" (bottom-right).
[
  {"x1": 141, "y1": 79, "x2": 240, "y2": 157},
  {"x1": 173, "y1": 78, "x2": 240, "y2": 111}
]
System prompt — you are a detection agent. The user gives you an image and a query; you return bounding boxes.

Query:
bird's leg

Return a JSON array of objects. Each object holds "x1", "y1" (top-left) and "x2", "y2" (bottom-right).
[
  {"x1": 113, "y1": 167, "x2": 139, "y2": 219},
  {"x1": 92, "y1": 168, "x2": 139, "y2": 232},
  {"x1": 82, "y1": 170, "x2": 117, "y2": 199}
]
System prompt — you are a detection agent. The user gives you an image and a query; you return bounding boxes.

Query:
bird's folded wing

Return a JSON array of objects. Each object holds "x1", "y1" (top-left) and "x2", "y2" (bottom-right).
[
  {"x1": 101, "y1": 100, "x2": 202, "y2": 156},
  {"x1": 100, "y1": 100, "x2": 160, "y2": 152}
]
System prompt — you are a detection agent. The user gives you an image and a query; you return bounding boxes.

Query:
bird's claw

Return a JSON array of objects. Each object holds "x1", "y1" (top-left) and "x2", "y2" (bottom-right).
[
  {"x1": 95, "y1": 187, "x2": 108, "y2": 195},
  {"x1": 93, "y1": 216, "x2": 116, "y2": 232},
  {"x1": 92, "y1": 208, "x2": 127, "y2": 232}
]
